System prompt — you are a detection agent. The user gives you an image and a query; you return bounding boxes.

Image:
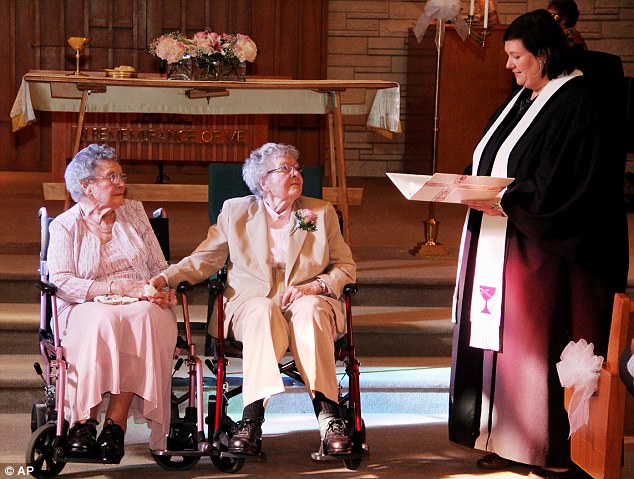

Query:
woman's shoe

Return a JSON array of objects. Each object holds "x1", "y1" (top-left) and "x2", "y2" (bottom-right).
[
  {"x1": 66, "y1": 419, "x2": 99, "y2": 457},
  {"x1": 476, "y1": 453, "x2": 515, "y2": 470},
  {"x1": 228, "y1": 418, "x2": 264, "y2": 455},
  {"x1": 322, "y1": 418, "x2": 353, "y2": 455},
  {"x1": 97, "y1": 418, "x2": 125, "y2": 464}
]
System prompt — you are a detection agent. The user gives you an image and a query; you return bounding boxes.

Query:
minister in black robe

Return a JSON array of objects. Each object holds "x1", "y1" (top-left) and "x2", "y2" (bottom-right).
[{"x1": 448, "y1": 10, "x2": 628, "y2": 477}]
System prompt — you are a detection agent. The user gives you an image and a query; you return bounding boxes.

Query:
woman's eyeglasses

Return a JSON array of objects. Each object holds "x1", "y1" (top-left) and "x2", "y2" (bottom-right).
[
  {"x1": 90, "y1": 173, "x2": 128, "y2": 184},
  {"x1": 266, "y1": 164, "x2": 304, "y2": 175}
]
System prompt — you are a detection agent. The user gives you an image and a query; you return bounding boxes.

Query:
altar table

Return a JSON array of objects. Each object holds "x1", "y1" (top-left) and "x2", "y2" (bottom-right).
[{"x1": 15, "y1": 71, "x2": 400, "y2": 242}]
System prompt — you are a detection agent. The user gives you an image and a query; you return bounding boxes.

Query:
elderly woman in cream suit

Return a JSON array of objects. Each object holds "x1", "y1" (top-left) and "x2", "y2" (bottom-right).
[{"x1": 151, "y1": 143, "x2": 356, "y2": 458}]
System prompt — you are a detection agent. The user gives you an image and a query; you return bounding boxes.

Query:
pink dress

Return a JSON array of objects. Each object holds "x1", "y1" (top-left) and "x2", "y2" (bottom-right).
[{"x1": 47, "y1": 200, "x2": 177, "y2": 449}]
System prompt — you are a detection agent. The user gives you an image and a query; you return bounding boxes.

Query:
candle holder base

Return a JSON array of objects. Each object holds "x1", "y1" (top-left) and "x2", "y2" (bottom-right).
[
  {"x1": 409, "y1": 217, "x2": 449, "y2": 257},
  {"x1": 410, "y1": 242, "x2": 449, "y2": 257}
]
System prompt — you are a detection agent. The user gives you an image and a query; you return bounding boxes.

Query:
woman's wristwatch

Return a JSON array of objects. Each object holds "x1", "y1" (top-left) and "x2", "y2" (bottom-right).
[{"x1": 316, "y1": 277, "x2": 328, "y2": 295}]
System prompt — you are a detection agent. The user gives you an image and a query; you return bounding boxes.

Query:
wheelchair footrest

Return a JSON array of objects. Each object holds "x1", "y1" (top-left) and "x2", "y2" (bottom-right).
[
  {"x1": 57, "y1": 455, "x2": 123, "y2": 464},
  {"x1": 220, "y1": 450, "x2": 267, "y2": 463},
  {"x1": 311, "y1": 450, "x2": 364, "y2": 461},
  {"x1": 151, "y1": 448, "x2": 204, "y2": 457}
]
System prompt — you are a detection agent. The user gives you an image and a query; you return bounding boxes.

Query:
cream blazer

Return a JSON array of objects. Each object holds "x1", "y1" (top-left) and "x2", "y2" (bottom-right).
[{"x1": 163, "y1": 196, "x2": 356, "y2": 335}]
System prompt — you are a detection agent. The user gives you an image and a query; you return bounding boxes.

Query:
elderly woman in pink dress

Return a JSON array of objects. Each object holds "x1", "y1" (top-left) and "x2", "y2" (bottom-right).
[{"x1": 47, "y1": 144, "x2": 177, "y2": 463}]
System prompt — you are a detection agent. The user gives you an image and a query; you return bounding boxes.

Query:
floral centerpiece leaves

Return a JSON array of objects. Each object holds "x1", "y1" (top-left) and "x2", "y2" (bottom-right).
[{"x1": 149, "y1": 30, "x2": 257, "y2": 81}]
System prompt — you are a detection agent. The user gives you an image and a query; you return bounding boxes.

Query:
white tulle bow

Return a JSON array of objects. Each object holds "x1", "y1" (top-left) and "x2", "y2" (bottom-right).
[
  {"x1": 556, "y1": 339, "x2": 604, "y2": 437},
  {"x1": 413, "y1": 0, "x2": 468, "y2": 43}
]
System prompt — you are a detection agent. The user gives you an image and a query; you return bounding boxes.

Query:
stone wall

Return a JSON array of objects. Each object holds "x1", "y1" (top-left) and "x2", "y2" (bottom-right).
[{"x1": 328, "y1": 0, "x2": 634, "y2": 176}]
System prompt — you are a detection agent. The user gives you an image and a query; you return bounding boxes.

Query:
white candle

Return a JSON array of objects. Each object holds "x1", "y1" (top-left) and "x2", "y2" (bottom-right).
[
  {"x1": 483, "y1": 0, "x2": 489, "y2": 28},
  {"x1": 469, "y1": 0, "x2": 475, "y2": 16}
]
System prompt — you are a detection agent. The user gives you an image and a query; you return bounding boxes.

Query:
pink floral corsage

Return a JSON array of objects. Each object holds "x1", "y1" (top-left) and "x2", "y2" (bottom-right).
[{"x1": 295, "y1": 208, "x2": 317, "y2": 231}]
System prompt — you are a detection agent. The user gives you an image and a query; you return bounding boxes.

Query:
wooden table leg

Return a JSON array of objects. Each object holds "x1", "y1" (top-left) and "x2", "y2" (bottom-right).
[
  {"x1": 63, "y1": 89, "x2": 90, "y2": 210},
  {"x1": 332, "y1": 91, "x2": 350, "y2": 244}
]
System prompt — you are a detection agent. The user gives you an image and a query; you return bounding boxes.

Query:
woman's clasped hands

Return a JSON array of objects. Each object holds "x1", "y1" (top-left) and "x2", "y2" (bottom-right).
[
  {"x1": 280, "y1": 280, "x2": 323, "y2": 308},
  {"x1": 105, "y1": 279, "x2": 176, "y2": 309},
  {"x1": 143, "y1": 283, "x2": 177, "y2": 309}
]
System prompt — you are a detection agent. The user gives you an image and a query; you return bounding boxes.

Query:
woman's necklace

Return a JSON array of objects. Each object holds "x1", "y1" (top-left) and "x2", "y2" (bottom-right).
[{"x1": 80, "y1": 208, "x2": 115, "y2": 236}]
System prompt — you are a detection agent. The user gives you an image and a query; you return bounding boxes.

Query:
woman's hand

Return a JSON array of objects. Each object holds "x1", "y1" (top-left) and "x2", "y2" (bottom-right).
[
  {"x1": 281, "y1": 281, "x2": 322, "y2": 308},
  {"x1": 111, "y1": 279, "x2": 146, "y2": 298},
  {"x1": 149, "y1": 275, "x2": 168, "y2": 290},
  {"x1": 462, "y1": 198, "x2": 507, "y2": 217},
  {"x1": 147, "y1": 289, "x2": 177, "y2": 309}
]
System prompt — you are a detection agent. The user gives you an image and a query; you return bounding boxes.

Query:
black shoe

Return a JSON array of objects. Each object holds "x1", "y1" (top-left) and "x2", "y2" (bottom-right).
[
  {"x1": 228, "y1": 418, "x2": 264, "y2": 455},
  {"x1": 66, "y1": 419, "x2": 98, "y2": 457},
  {"x1": 477, "y1": 454, "x2": 515, "y2": 470},
  {"x1": 96, "y1": 418, "x2": 125, "y2": 464},
  {"x1": 528, "y1": 466, "x2": 585, "y2": 479},
  {"x1": 322, "y1": 419, "x2": 352, "y2": 455}
]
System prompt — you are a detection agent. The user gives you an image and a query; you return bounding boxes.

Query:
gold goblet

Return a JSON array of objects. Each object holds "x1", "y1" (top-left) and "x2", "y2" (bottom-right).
[{"x1": 67, "y1": 37, "x2": 91, "y2": 76}]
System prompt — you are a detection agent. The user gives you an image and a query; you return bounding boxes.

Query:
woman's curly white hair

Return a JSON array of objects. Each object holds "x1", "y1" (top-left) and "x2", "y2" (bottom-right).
[
  {"x1": 242, "y1": 143, "x2": 299, "y2": 198},
  {"x1": 64, "y1": 144, "x2": 119, "y2": 202}
]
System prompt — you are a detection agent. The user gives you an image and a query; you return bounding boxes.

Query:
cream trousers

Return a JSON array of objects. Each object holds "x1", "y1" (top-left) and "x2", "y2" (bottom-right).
[{"x1": 228, "y1": 295, "x2": 339, "y2": 408}]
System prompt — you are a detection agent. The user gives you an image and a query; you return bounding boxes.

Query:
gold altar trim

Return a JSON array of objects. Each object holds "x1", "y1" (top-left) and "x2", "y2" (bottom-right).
[{"x1": 73, "y1": 126, "x2": 248, "y2": 144}]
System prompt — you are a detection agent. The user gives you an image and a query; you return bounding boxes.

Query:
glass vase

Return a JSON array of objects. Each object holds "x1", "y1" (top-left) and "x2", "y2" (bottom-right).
[
  {"x1": 166, "y1": 57, "x2": 193, "y2": 80},
  {"x1": 220, "y1": 61, "x2": 247, "y2": 81},
  {"x1": 194, "y1": 58, "x2": 221, "y2": 81}
]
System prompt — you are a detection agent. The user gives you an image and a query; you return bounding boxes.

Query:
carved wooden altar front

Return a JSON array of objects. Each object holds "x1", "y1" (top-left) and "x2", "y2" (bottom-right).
[{"x1": 53, "y1": 111, "x2": 268, "y2": 181}]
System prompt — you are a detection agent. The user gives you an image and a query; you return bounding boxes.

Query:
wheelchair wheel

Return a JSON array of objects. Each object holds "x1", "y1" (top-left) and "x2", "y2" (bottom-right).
[
  {"x1": 343, "y1": 419, "x2": 366, "y2": 471},
  {"x1": 210, "y1": 416, "x2": 245, "y2": 473},
  {"x1": 25, "y1": 423, "x2": 66, "y2": 479},
  {"x1": 152, "y1": 408, "x2": 201, "y2": 470},
  {"x1": 152, "y1": 452, "x2": 200, "y2": 471},
  {"x1": 211, "y1": 455, "x2": 245, "y2": 473}
]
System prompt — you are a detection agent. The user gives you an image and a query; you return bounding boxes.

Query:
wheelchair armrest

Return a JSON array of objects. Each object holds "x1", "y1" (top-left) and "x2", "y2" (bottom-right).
[
  {"x1": 208, "y1": 278, "x2": 225, "y2": 294},
  {"x1": 343, "y1": 283, "x2": 358, "y2": 296},
  {"x1": 36, "y1": 279, "x2": 58, "y2": 295},
  {"x1": 176, "y1": 281, "x2": 194, "y2": 293},
  {"x1": 208, "y1": 266, "x2": 227, "y2": 294}
]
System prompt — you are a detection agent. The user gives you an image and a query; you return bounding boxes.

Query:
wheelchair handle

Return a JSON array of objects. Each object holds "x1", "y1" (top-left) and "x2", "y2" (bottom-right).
[
  {"x1": 36, "y1": 279, "x2": 58, "y2": 295},
  {"x1": 177, "y1": 281, "x2": 194, "y2": 293}
]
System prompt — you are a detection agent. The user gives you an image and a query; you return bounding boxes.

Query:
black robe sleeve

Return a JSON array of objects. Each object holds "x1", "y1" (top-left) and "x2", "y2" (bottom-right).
[{"x1": 500, "y1": 79, "x2": 628, "y2": 287}]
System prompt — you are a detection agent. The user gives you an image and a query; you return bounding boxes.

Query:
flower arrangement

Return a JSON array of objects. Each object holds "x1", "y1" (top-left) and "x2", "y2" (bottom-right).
[
  {"x1": 149, "y1": 32, "x2": 190, "y2": 64},
  {"x1": 295, "y1": 209, "x2": 318, "y2": 231},
  {"x1": 149, "y1": 30, "x2": 257, "y2": 81}
]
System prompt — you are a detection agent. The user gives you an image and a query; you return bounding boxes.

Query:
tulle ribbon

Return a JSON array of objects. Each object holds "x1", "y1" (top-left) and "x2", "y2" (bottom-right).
[
  {"x1": 413, "y1": 0, "x2": 469, "y2": 43},
  {"x1": 556, "y1": 339, "x2": 604, "y2": 437}
]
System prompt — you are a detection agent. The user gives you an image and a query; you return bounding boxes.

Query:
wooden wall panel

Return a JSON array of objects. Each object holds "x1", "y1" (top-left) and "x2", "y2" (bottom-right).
[
  {"x1": 404, "y1": 26, "x2": 513, "y2": 175},
  {"x1": 3, "y1": 0, "x2": 328, "y2": 174}
]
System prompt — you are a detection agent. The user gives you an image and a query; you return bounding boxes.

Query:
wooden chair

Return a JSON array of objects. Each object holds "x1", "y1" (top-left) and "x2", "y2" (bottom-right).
[{"x1": 565, "y1": 293, "x2": 631, "y2": 479}]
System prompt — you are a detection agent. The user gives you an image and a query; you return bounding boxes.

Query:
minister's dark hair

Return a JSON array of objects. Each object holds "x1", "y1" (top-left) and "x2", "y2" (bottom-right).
[{"x1": 504, "y1": 9, "x2": 575, "y2": 80}]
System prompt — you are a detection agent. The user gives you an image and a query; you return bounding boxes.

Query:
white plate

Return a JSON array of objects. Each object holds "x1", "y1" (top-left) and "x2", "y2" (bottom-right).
[{"x1": 94, "y1": 295, "x2": 139, "y2": 305}]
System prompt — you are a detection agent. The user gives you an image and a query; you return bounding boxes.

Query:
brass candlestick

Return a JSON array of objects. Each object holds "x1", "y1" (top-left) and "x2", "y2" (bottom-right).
[
  {"x1": 67, "y1": 37, "x2": 91, "y2": 76},
  {"x1": 411, "y1": 20, "x2": 448, "y2": 257},
  {"x1": 466, "y1": 15, "x2": 489, "y2": 47}
]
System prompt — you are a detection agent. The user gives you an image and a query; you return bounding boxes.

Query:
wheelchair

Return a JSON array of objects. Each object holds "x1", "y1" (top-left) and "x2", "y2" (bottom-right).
[
  {"x1": 151, "y1": 164, "x2": 368, "y2": 472},
  {"x1": 26, "y1": 206, "x2": 203, "y2": 477}
]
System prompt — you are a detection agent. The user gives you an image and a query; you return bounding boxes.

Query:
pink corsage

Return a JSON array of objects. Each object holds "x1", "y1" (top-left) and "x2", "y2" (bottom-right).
[{"x1": 295, "y1": 208, "x2": 317, "y2": 231}]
